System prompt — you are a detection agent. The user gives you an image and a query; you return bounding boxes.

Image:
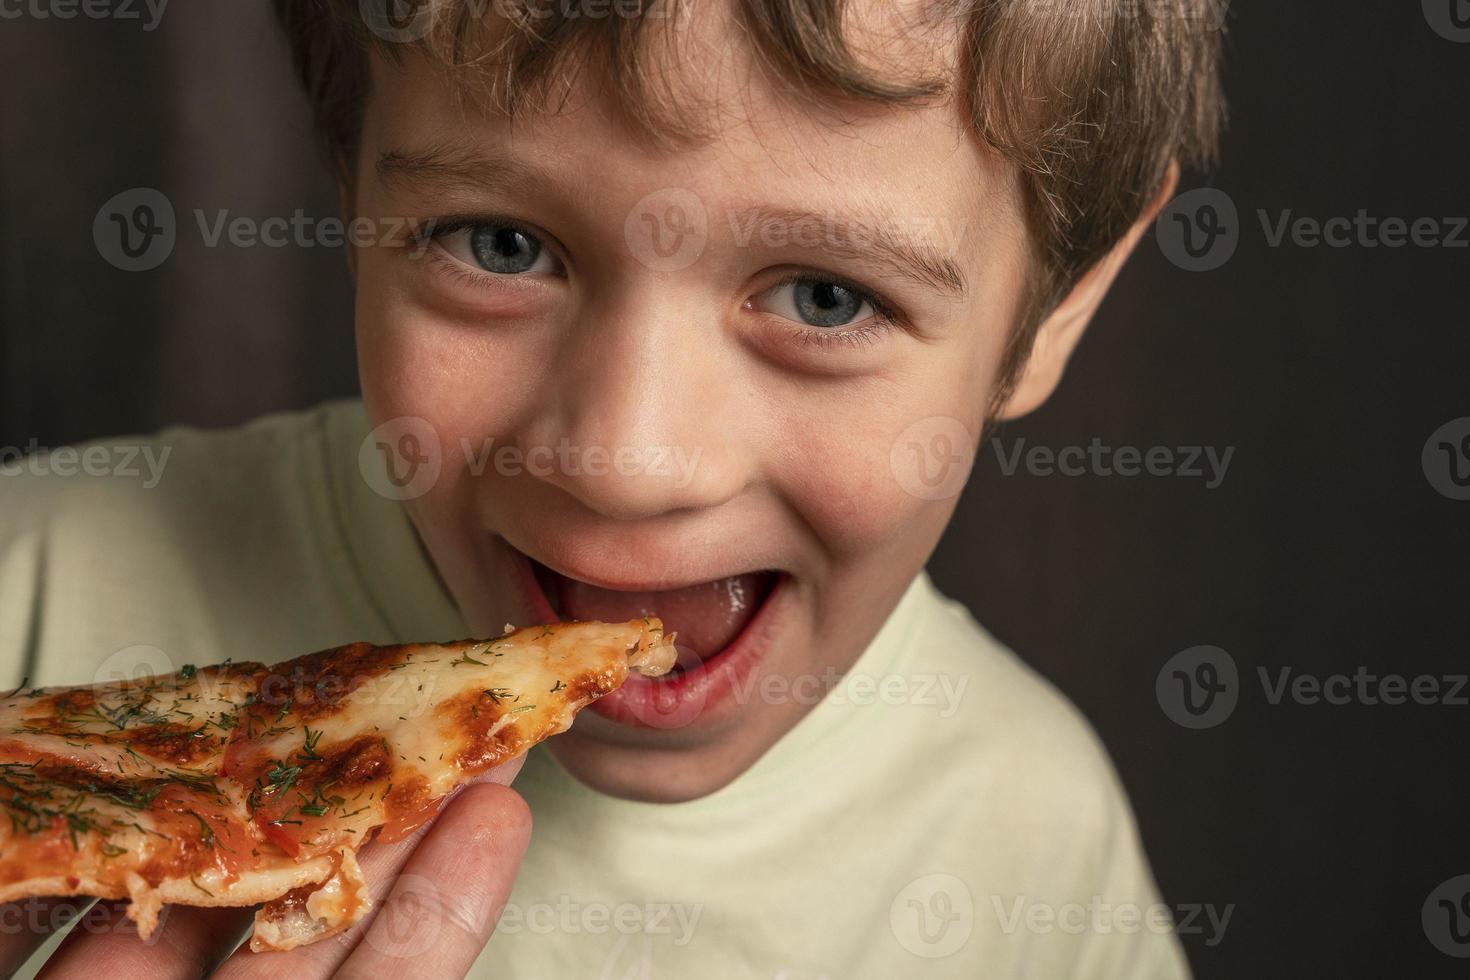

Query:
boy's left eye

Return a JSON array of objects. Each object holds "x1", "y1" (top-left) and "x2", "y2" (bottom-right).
[
  {"x1": 753, "y1": 277, "x2": 879, "y2": 328},
  {"x1": 436, "y1": 222, "x2": 562, "y2": 276}
]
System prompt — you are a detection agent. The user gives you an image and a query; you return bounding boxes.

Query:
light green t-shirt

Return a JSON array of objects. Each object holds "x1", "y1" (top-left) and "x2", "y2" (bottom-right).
[{"x1": 1, "y1": 401, "x2": 1190, "y2": 979}]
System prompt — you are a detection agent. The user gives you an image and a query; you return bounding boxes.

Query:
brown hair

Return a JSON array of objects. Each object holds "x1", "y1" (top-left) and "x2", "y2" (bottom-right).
[{"x1": 275, "y1": 0, "x2": 1224, "y2": 404}]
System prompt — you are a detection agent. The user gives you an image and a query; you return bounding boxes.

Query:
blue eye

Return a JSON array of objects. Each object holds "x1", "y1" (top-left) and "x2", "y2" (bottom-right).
[
  {"x1": 757, "y1": 277, "x2": 877, "y2": 328},
  {"x1": 436, "y1": 221, "x2": 561, "y2": 276},
  {"x1": 792, "y1": 280, "x2": 867, "y2": 327},
  {"x1": 470, "y1": 226, "x2": 543, "y2": 274}
]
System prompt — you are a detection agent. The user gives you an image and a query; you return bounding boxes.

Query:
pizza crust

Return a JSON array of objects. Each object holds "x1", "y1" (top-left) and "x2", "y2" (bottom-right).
[
  {"x1": 0, "y1": 853, "x2": 339, "y2": 940},
  {"x1": 0, "y1": 619, "x2": 674, "y2": 951},
  {"x1": 250, "y1": 848, "x2": 369, "y2": 952}
]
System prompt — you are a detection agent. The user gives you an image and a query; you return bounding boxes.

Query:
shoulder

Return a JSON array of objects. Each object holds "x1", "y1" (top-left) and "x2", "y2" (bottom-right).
[
  {"x1": 0, "y1": 401, "x2": 374, "y2": 682},
  {"x1": 905, "y1": 576, "x2": 1128, "y2": 828},
  {"x1": 0, "y1": 402, "x2": 360, "y2": 587},
  {"x1": 2, "y1": 400, "x2": 360, "y2": 529},
  {"x1": 895, "y1": 579, "x2": 1189, "y2": 975}
]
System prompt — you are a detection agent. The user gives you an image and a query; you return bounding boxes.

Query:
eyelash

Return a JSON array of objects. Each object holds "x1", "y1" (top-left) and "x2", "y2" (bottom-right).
[
  {"x1": 757, "y1": 273, "x2": 903, "y2": 349},
  {"x1": 421, "y1": 214, "x2": 566, "y2": 267},
  {"x1": 415, "y1": 216, "x2": 906, "y2": 348},
  {"x1": 426, "y1": 249, "x2": 508, "y2": 293},
  {"x1": 417, "y1": 215, "x2": 532, "y2": 248}
]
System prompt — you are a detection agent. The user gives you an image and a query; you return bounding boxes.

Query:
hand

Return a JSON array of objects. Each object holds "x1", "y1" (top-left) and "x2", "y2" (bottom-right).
[{"x1": 0, "y1": 758, "x2": 532, "y2": 979}]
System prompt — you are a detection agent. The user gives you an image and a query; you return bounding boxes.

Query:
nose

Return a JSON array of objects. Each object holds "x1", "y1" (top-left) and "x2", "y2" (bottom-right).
[{"x1": 517, "y1": 288, "x2": 752, "y2": 522}]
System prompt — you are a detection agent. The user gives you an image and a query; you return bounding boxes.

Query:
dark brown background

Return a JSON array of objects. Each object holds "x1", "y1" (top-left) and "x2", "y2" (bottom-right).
[{"x1": 2, "y1": 3, "x2": 1467, "y2": 977}]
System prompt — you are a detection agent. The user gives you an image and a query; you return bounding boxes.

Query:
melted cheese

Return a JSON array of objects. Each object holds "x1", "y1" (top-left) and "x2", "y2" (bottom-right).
[{"x1": 0, "y1": 619, "x2": 673, "y2": 946}]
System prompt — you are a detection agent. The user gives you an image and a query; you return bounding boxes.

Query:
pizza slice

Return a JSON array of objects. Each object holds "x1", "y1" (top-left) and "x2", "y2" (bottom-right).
[{"x1": 0, "y1": 618, "x2": 675, "y2": 951}]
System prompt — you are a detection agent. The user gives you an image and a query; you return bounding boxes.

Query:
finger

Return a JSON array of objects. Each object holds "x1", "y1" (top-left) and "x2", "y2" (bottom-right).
[
  {"x1": 462, "y1": 753, "x2": 527, "y2": 789},
  {"x1": 37, "y1": 900, "x2": 254, "y2": 980},
  {"x1": 334, "y1": 783, "x2": 530, "y2": 979},
  {"x1": 0, "y1": 897, "x2": 91, "y2": 976},
  {"x1": 212, "y1": 754, "x2": 528, "y2": 980}
]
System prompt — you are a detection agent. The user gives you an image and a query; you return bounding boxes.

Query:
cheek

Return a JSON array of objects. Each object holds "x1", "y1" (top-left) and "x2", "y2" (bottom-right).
[
  {"x1": 788, "y1": 454, "x2": 953, "y2": 560},
  {"x1": 772, "y1": 382, "x2": 989, "y2": 561},
  {"x1": 354, "y1": 250, "x2": 547, "y2": 480},
  {"x1": 765, "y1": 291, "x2": 1013, "y2": 559}
]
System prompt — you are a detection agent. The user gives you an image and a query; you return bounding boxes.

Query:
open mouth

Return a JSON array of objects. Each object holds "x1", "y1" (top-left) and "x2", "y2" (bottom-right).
[
  {"x1": 528, "y1": 560, "x2": 780, "y2": 677},
  {"x1": 504, "y1": 542, "x2": 788, "y2": 729}
]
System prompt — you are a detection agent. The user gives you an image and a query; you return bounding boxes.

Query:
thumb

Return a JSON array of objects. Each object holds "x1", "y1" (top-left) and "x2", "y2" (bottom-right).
[{"x1": 335, "y1": 782, "x2": 532, "y2": 976}]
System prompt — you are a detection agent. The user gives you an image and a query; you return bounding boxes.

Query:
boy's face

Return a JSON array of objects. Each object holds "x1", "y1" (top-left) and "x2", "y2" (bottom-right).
[{"x1": 349, "y1": 11, "x2": 1103, "y2": 802}]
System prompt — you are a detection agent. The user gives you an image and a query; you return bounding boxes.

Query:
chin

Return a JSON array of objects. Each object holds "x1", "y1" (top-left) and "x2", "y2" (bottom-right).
[{"x1": 543, "y1": 736, "x2": 757, "y2": 803}]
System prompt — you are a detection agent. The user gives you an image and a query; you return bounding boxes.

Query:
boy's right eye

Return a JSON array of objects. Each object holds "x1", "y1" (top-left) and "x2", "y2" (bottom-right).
[{"x1": 434, "y1": 221, "x2": 562, "y2": 276}]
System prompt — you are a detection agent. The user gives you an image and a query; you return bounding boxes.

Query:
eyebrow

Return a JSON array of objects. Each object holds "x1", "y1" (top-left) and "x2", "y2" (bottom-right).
[
  {"x1": 377, "y1": 146, "x2": 550, "y2": 199},
  {"x1": 377, "y1": 148, "x2": 969, "y2": 297},
  {"x1": 726, "y1": 205, "x2": 969, "y2": 297}
]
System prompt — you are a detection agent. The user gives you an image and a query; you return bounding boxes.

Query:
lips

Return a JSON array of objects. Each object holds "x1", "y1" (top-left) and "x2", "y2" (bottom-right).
[
  {"x1": 530, "y1": 560, "x2": 779, "y2": 671},
  {"x1": 505, "y1": 544, "x2": 787, "y2": 729}
]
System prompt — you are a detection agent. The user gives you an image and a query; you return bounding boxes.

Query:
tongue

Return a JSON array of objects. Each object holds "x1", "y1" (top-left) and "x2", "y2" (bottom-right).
[{"x1": 536, "y1": 566, "x2": 774, "y2": 663}]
